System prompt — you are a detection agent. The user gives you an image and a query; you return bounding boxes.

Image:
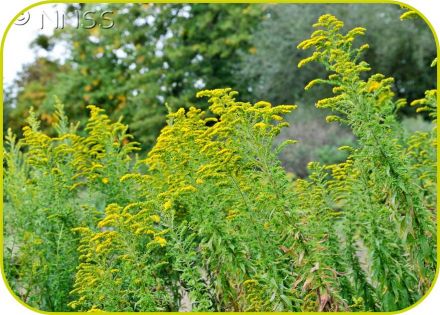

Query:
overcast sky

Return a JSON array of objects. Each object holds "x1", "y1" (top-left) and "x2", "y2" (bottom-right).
[{"x1": 3, "y1": 4, "x2": 66, "y2": 86}]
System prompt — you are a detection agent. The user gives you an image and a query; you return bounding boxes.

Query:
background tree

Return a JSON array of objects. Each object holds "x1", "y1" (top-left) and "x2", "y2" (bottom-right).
[
  {"x1": 4, "y1": 58, "x2": 67, "y2": 137},
  {"x1": 31, "y1": 3, "x2": 262, "y2": 146}
]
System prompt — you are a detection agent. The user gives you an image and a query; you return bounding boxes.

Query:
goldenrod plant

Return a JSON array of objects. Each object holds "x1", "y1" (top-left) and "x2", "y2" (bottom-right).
[
  {"x1": 68, "y1": 89, "x2": 300, "y2": 311},
  {"x1": 2, "y1": 14, "x2": 436, "y2": 312},
  {"x1": 406, "y1": 85, "x2": 437, "y2": 214},
  {"x1": 297, "y1": 14, "x2": 436, "y2": 310},
  {"x1": 3, "y1": 101, "x2": 140, "y2": 310}
]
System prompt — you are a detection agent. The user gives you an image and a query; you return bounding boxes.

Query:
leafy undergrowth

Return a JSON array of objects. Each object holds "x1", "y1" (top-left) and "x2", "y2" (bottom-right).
[{"x1": 3, "y1": 15, "x2": 436, "y2": 312}]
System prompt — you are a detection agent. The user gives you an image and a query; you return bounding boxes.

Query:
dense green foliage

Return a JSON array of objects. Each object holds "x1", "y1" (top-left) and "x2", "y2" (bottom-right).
[{"x1": 3, "y1": 13, "x2": 436, "y2": 312}]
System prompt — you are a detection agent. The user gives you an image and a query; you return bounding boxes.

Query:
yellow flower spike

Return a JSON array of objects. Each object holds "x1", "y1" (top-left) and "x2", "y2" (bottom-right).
[
  {"x1": 359, "y1": 43, "x2": 369, "y2": 52},
  {"x1": 154, "y1": 236, "x2": 167, "y2": 247},
  {"x1": 275, "y1": 105, "x2": 296, "y2": 113},
  {"x1": 134, "y1": 227, "x2": 144, "y2": 235},
  {"x1": 276, "y1": 122, "x2": 290, "y2": 129},
  {"x1": 338, "y1": 145, "x2": 353, "y2": 151},
  {"x1": 90, "y1": 232, "x2": 107, "y2": 242},
  {"x1": 325, "y1": 115, "x2": 340, "y2": 123},
  {"x1": 400, "y1": 10, "x2": 419, "y2": 20},
  {"x1": 101, "y1": 177, "x2": 109, "y2": 184},
  {"x1": 163, "y1": 200, "x2": 172, "y2": 210},
  {"x1": 150, "y1": 214, "x2": 161, "y2": 223},
  {"x1": 298, "y1": 53, "x2": 319, "y2": 68},
  {"x1": 88, "y1": 305, "x2": 103, "y2": 312},
  {"x1": 68, "y1": 301, "x2": 78, "y2": 309},
  {"x1": 253, "y1": 122, "x2": 268, "y2": 129},
  {"x1": 346, "y1": 27, "x2": 366, "y2": 37},
  {"x1": 254, "y1": 101, "x2": 272, "y2": 108},
  {"x1": 179, "y1": 185, "x2": 197, "y2": 193},
  {"x1": 271, "y1": 114, "x2": 284, "y2": 121},
  {"x1": 331, "y1": 86, "x2": 343, "y2": 94},
  {"x1": 367, "y1": 81, "x2": 382, "y2": 93},
  {"x1": 304, "y1": 79, "x2": 325, "y2": 91},
  {"x1": 69, "y1": 182, "x2": 85, "y2": 191},
  {"x1": 95, "y1": 243, "x2": 106, "y2": 253}
]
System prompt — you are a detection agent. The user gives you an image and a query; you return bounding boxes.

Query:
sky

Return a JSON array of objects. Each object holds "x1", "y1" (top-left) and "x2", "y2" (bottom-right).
[{"x1": 3, "y1": 4, "x2": 66, "y2": 86}]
